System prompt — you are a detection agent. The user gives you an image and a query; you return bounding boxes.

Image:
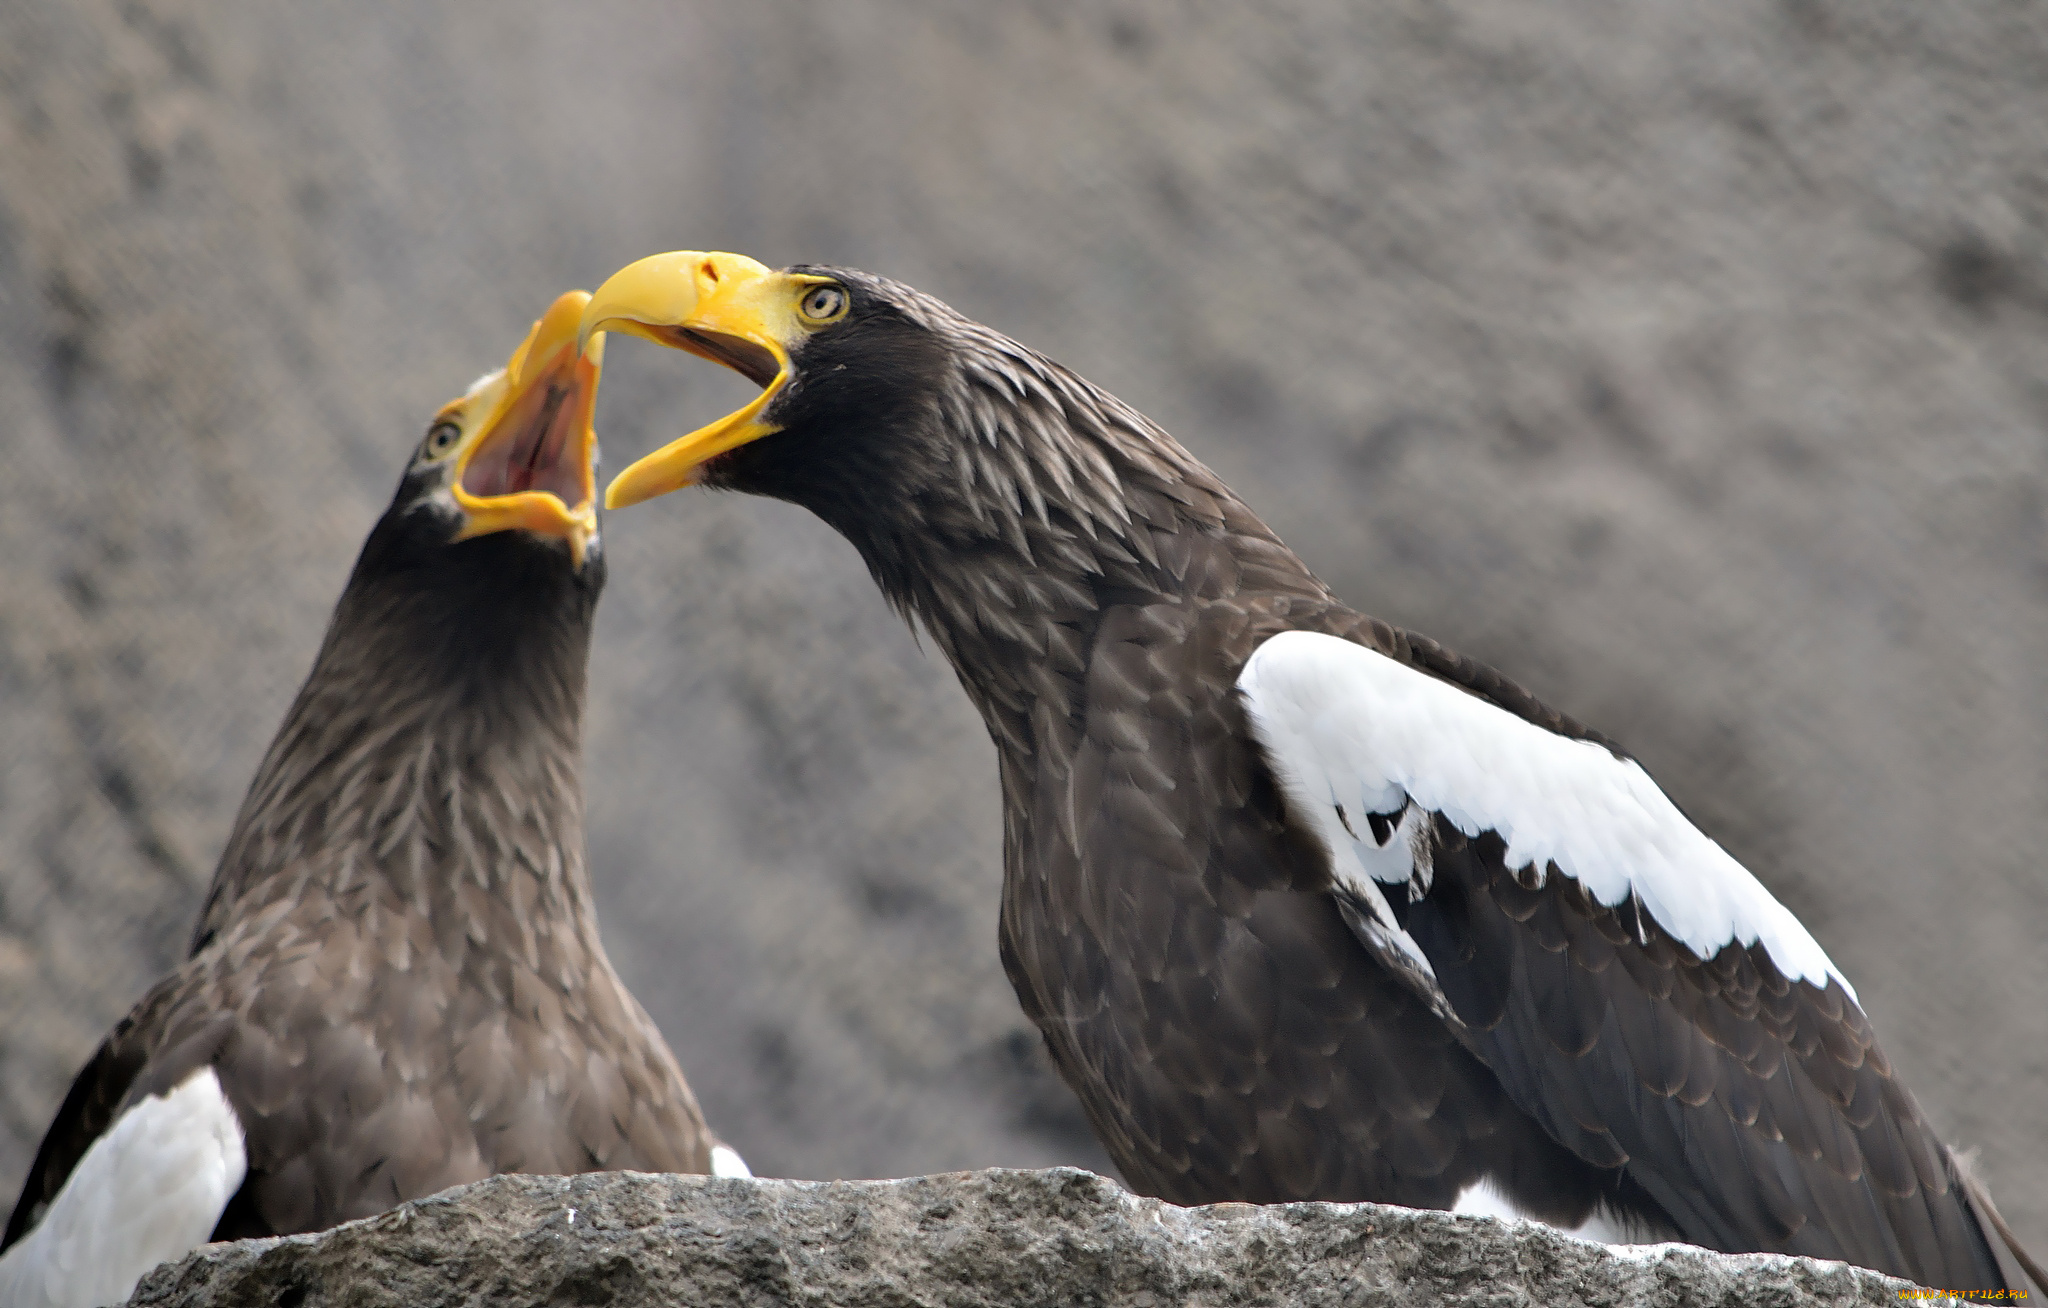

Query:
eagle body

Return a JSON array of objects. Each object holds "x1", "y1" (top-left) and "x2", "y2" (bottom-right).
[
  {"x1": 988, "y1": 546, "x2": 1629, "y2": 1219},
  {"x1": 730, "y1": 310, "x2": 1646, "y2": 1218},
  {"x1": 0, "y1": 301, "x2": 731, "y2": 1307},
  {"x1": 583, "y1": 257, "x2": 2033, "y2": 1293}
]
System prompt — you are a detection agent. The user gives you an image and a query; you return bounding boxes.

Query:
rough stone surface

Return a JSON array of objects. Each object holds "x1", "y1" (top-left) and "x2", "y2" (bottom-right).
[
  {"x1": 129, "y1": 1169, "x2": 1914, "y2": 1308},
  {"x1": 0, "y1": 0, "x2": 2043, "y2": 1248}
]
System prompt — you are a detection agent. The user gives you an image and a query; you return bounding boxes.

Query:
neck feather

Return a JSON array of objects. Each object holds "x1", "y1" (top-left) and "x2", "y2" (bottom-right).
[
  {"x1": 815, "y1": 342, "x2": 1330, "y2": 753},
  {"x1": 190, "y1": 528, "x2": 596, "y2": 954}
]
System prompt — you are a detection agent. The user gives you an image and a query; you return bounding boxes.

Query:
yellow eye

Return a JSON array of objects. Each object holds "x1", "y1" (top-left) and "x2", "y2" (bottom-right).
[
  {"x1": 799, "y1": 284, "x2": 847, "y2": 322},
  {"x1": 420, "y1": 421, "x2": 462, "y2": 461}
]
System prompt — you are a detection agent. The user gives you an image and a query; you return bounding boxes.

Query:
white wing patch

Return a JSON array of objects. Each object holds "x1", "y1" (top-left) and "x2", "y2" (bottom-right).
[
  {"x1": 0, "y1": 1067, "x2": 246, "y2": 1308},
  {"x1": 1237, "y1": 630, "x2": 1850, "y2": 996},
  {"x1": 710, "y1": 1144, "x2": 752, "y2": 1178}
]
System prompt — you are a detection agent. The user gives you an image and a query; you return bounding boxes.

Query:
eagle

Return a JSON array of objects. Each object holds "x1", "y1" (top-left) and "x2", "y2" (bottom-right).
[
  {"x1": 577, "y1": 251, "x2": 2037, "y2": 1294},
  {"x1": 0, "y1": 292, "x2": 745, "y2": 1308}
]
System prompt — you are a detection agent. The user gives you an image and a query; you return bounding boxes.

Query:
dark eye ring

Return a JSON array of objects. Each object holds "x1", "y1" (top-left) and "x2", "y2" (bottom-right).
[
  {"x1": 421, "y1": 421, "x2": 462, "y2": 460},
  {"x1": 800, "y1": 285, "x2": 846, "y2": 321}
]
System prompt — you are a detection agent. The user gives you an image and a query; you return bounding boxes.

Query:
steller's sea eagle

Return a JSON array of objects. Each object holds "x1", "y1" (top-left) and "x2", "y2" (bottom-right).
[
  {"x1": 0, "y1": 293, "x2": 746, "y2": 1308},
  {"x1": 574, "y1": 251, "x2": 2036, "y2": 1295}
]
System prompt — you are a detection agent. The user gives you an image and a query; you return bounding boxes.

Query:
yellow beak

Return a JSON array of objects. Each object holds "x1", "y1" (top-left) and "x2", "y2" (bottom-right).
[
  {"x1": 578, "y1": 251, "x2": 798, "y2": 509},
  {"x1": 450, "y1": 290, "x2": 603, "y2": 566}
]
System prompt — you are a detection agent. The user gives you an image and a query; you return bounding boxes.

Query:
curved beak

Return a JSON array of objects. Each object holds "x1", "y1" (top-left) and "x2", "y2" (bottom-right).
[
  {"x1": 578, "y1": 251, "x2": 793, "y2": 509},
  {"x1": 451, "y1": 290, "x2": 602, "y2": 566}
]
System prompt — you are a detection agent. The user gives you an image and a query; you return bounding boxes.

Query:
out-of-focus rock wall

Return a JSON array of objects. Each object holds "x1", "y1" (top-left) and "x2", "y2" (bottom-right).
[{"x1": 0, "y1": 0, "x2": 2041, "y2": 1236}]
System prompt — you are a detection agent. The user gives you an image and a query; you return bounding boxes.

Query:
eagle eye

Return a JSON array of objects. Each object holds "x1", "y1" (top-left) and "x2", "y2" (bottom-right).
[
  {"x1": 420, "y1": 420, "x2": 463, "y2": 461},
  {"x1": 799, "y1": 284, "x2": 847, "y2": 323}
]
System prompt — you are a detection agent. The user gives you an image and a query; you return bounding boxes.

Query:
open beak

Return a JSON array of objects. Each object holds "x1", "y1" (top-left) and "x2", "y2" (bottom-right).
[
  {"x1": 451, "y1": 290, "x2": 603, "y2": 566},
  {"x1": 578, "y1": 252, "x2": 795, "y2": 509}
]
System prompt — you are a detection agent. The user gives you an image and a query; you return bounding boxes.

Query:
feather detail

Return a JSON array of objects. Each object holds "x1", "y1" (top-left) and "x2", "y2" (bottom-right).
[
  {"x1": 1238, "y1": 630, "x2": 1849, "y2": 995},
  {"x1": 0, "y1": 1069, "x2": 245, "y2": 1308}
]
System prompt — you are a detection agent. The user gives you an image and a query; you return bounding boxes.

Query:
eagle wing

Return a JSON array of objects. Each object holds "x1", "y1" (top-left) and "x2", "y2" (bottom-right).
[
  {"x1": 0, "y1": 971, "x2": 245, "y2": 1308},
  {"x1": 1238, "y1": 628, "x2": 2009, "y2": 1290}
]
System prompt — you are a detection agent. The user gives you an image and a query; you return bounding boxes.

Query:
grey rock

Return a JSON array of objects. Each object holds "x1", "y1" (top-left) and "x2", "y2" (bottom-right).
[
  {"x1": 0, "y1": 0, "x2": 2042, "y2": 1252},
  {"x1": 130, "y1": 1168, "x2": 1913, "y2": 1308}
]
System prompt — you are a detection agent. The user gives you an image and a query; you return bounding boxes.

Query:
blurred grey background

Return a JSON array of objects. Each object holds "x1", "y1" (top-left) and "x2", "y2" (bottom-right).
[{"x1": 1, "y1": 0, "x2": 2044, "y2": 1239}]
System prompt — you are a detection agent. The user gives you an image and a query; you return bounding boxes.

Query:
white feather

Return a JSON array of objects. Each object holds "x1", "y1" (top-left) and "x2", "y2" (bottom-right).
[
  {"x1": 1454, "y1": 1176, "x2": 1666, "y2": 1246},
  {"x1": 0, "y1": 1067, "x2": 246, "y2": 1308},
  {"x1": 710, "y1": 1145, "x2": 752, "y2": 1178},
  {"x1": 1237, "y1": 630, "x2": 1850, "y2": 996}
]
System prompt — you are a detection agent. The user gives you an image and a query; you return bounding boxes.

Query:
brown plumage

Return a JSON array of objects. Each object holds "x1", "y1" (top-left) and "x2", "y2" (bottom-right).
[
  {"x1": 582, "y1": 253, "x2": 2037, "y2": 1294},
  {"x1": 3, "y1": 298, "x2": 720, "y2": 1286}
]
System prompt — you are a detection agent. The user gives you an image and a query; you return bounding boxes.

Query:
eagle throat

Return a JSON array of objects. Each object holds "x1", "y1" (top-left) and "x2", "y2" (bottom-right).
[{"x1": 190, "y1": 521, "x2": 600, "y2": 956}]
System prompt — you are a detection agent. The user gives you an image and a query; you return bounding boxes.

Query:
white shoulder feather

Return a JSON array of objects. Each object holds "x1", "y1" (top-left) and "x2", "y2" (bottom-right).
[
  {"x1": 1237, "y1": 630, "x2": 1850, "y2": 996},
  {"x1": 0, "y1": 1066, "x2": 246, "y2": 1308}
]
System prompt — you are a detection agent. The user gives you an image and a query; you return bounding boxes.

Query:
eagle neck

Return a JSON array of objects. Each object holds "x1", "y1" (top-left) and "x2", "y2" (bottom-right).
[
  {"x1": 830, "y1": 350, "x2": 1329, "y2": 764},
  {"x1": 190, "y1": 533, "x2": 599, "y2": 960}
]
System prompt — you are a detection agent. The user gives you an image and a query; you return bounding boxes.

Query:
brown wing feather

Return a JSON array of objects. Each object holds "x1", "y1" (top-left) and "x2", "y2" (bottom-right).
[
  {"x1": 1258, "y1": 604, "x2": 2020, "y2": 1287},
  {"x1": 1401, "y1": 818, "x2": 2008, "y2": 1289}
]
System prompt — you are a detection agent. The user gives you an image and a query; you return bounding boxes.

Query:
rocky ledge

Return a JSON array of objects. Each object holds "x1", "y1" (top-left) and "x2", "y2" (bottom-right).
[{"x1": 131, "y1": 1168, "x2": 1914, "y2": 1307}]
